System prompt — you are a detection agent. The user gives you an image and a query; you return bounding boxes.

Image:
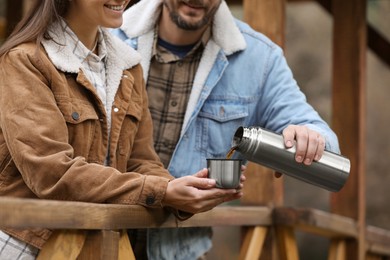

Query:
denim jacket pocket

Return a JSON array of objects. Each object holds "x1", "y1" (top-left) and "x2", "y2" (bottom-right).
[{"x1": 198, "y1": 102, "x2": 248, "y2": 158}]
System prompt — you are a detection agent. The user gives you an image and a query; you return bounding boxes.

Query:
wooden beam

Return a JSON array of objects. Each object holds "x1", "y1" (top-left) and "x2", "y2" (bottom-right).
[
  {"x1": 0, "y1": 197, "x2": 272, "y2": 230},
  {"x1": 227, "y1": 0, "x2": 390, "y2": 68},
  {"x1": 366, "y1": 225, "x2": 390, "y2": 256},
  {"x1": 366, "y1": 23, "x2": 390, "y2": 67},
  {"x1": 315, "y1": 0, "x2": 390, "y2": 68},
  {"x1": 331, "y1": 0, "x2": 367, "y2": 259},
  {"x1": 272, "y1": 207, "x2": 358, "y2": 238}
]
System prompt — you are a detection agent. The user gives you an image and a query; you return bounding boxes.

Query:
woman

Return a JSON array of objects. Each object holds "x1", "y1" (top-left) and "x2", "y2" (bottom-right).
[{"x1": 0, "y1": 0, "x2": 243, "y2": 258}]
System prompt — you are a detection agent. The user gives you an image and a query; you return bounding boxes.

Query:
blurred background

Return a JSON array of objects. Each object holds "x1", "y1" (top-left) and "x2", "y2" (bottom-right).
[{"x1": 0, "y1": 0, "x2": 388, "y2": 259}]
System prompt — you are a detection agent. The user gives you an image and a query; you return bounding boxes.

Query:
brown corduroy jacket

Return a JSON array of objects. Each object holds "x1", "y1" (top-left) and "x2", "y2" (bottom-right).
[{"x1": 0, "y1": 29, "x2": 173, "y2": 249}]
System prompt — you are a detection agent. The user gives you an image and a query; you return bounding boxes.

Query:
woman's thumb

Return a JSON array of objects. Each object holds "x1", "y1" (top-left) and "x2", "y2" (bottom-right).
[{"x1": 192, "y1": 168, "x2": 209, "y2": 178}]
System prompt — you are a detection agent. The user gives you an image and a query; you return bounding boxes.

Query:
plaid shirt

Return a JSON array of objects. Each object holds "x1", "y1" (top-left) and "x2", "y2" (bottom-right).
[
  {"x1": 62, "y1": 21, "x2": 108, "y2": 113},
  {"x1": 147, "y1": 28, "x2": 210, "y2": 168},
  {"x1": 0, "y1": 231, "x2": 38, "y2": 259}
]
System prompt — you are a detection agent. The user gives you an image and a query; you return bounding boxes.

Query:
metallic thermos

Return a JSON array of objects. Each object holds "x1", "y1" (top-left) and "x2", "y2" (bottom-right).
[{"x1": 231, "y1": 126, "x2": 350, "y2": 192}]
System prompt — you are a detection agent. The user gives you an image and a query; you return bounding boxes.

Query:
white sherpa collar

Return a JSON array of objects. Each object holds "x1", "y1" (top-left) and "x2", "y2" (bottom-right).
[
  {"x1": 120, "y1": 0, "x2": 246, "y2": 55},
  {"x1": 42, "y1": 21, "x2": 141, "y2": 74},
  {"x1": 42, "y1": 21, "x2": 142, "y2": 134}
]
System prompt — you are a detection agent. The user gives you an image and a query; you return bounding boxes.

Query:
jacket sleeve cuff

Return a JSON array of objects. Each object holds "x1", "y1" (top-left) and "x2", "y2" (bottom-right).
[{"x1": 137, "y1": 175, "x2": 170, "y2": 208}]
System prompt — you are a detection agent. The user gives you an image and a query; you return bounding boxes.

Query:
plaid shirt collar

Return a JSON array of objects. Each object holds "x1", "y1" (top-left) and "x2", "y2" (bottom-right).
[{"x1": 60, "y1": 19, "x2": 107, "y2": 63}]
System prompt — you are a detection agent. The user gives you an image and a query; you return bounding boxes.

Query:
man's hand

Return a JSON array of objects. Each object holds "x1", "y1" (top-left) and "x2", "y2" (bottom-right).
[
  {"x1": 283, "y1": 125, "x2": 326, "y2": 165},
  {"x1": 162, "y1": 168, "x2": 244, "y2": 214},
  {"x1": 274, "y1": 125, "x2": 325, "y2": 178}
]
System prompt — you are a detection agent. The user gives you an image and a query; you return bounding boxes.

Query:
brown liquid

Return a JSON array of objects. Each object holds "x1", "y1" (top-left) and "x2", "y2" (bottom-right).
[{"x1": 226, "y1": 146, "x2": 237, "y2": 159}]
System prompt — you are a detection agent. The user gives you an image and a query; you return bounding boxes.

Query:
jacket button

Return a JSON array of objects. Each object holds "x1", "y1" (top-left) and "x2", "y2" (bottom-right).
[
  {"x1": 72, "y1": 112, "x2": 80, "y2": 121},
  {"x1": 145, "y1": 196, "x2": 155, "y2": 206}
]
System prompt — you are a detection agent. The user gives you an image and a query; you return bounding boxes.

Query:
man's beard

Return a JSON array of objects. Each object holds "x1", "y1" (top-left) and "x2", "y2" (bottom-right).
[{"x1": 169, "y1": 11, "x2": 211, "y2": 31}]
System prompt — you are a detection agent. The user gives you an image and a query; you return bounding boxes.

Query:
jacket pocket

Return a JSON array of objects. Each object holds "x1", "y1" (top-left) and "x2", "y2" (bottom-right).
[
  {"x1": 61, "y1": 99, "x2": 99, "y2": 158},
  {"x1": 62, "y1": 99, "x2": 99, "y2": 124},
  {"x1": 197, "y1": 102, "x2": 248, "y2": 158},
  {"x1": 118, "y1": 100, "x2": 142, "y2": 158}
]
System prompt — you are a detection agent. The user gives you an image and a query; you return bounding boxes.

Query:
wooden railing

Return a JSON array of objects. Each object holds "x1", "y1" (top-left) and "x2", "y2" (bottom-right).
[{"x1": 1, "y1": 197, "x2": 389, "y2": 259}]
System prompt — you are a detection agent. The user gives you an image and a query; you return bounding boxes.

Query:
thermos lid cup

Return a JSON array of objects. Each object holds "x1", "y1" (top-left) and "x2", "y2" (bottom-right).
[{"x1": 207, "y1": 159, "x2": 242, "y2": 189}]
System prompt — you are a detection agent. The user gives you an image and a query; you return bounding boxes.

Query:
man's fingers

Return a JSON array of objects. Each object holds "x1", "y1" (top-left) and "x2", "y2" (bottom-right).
[
  {"x1": 303, "y1": 131, "x2": 318, "y2": 165},
  {"x1": 283, "y1": 125, "x2": 327, "y2": 165},
  {"x1": 315, "y1": 136, "x2": 326, "y2": 161},
  {"x1": 282, "y1": 126, "x2": 296, "y2": 148},
  {"x1": 293, "y1": 126, "x2": 309, "y2": 163}
]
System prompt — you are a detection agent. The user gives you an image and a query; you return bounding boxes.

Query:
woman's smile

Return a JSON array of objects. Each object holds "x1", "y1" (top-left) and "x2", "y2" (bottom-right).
[{"x1": 104, "y1": 2, "x2": 128, "y2": 12}]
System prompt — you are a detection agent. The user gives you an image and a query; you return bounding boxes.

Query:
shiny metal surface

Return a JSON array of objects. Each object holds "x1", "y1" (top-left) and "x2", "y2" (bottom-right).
[
  {"x1": 232, "y1": 126, "x2": 350, "y2": 192},
  {"x1": 207, "y1": 159, "x2": 242, "y2": 189}
]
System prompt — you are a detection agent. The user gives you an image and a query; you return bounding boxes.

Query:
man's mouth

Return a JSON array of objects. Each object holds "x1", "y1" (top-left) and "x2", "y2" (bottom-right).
[{"x1": 182, "y1": 0, "x2": 204, "y2": 9}]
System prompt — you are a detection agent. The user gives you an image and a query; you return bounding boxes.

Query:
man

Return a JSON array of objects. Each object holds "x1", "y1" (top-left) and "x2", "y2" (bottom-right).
[{"x1": 112, "y1": 0, "x2": 340, "y2": 258}]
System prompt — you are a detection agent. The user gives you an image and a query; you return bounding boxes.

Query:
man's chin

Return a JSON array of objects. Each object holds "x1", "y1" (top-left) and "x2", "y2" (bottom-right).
[{"x1": 176, "y1": 17, "x2": 207, "y2": 31}]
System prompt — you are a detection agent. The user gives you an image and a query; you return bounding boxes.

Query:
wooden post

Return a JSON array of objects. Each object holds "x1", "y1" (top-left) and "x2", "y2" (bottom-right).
[
  {"x1": 331, "y1": 0, "x2": 367, "y2": 259},
  {"x1": 243, "y1": 0, "x2": 285, "y2": 49},
  {"x1": 78, "y1": 230, "x2": 120, "y2": 260},
  {"x1": 239, "y1": 226, "x2": 268, "y2": 260},
  {"x1": 241, "y1": 0, "x2": 286, "y2": 210},
  {"x1": 241, "y1": 0, "x2": 286, "y2": 259}
]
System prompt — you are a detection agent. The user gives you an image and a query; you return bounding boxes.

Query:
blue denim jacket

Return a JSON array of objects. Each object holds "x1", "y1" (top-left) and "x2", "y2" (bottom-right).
[{"x1": 112, "y1": 1, "x2": 339, "y2": 259}]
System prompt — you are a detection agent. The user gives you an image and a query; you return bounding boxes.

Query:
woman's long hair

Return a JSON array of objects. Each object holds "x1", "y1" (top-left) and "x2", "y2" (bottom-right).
[{"x1": 0, "y1": 0, "x2": 69, "y2": 57}]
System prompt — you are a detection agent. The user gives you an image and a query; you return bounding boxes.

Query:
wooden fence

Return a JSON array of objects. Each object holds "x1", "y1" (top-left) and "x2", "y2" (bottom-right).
[{"x1": 1, "y1": 197, "x2": 389, "y2": 259}]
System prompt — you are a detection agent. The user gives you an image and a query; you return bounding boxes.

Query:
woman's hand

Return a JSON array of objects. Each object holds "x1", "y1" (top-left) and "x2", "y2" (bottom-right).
[{"x1": 162, "y1": 168, "x2": 244, "y2": 214}]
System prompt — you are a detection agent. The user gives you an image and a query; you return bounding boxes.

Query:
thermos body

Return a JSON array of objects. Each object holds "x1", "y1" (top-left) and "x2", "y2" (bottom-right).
[{"x1": 232, "y1": 126, "x2": 350, "y2": 192}]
